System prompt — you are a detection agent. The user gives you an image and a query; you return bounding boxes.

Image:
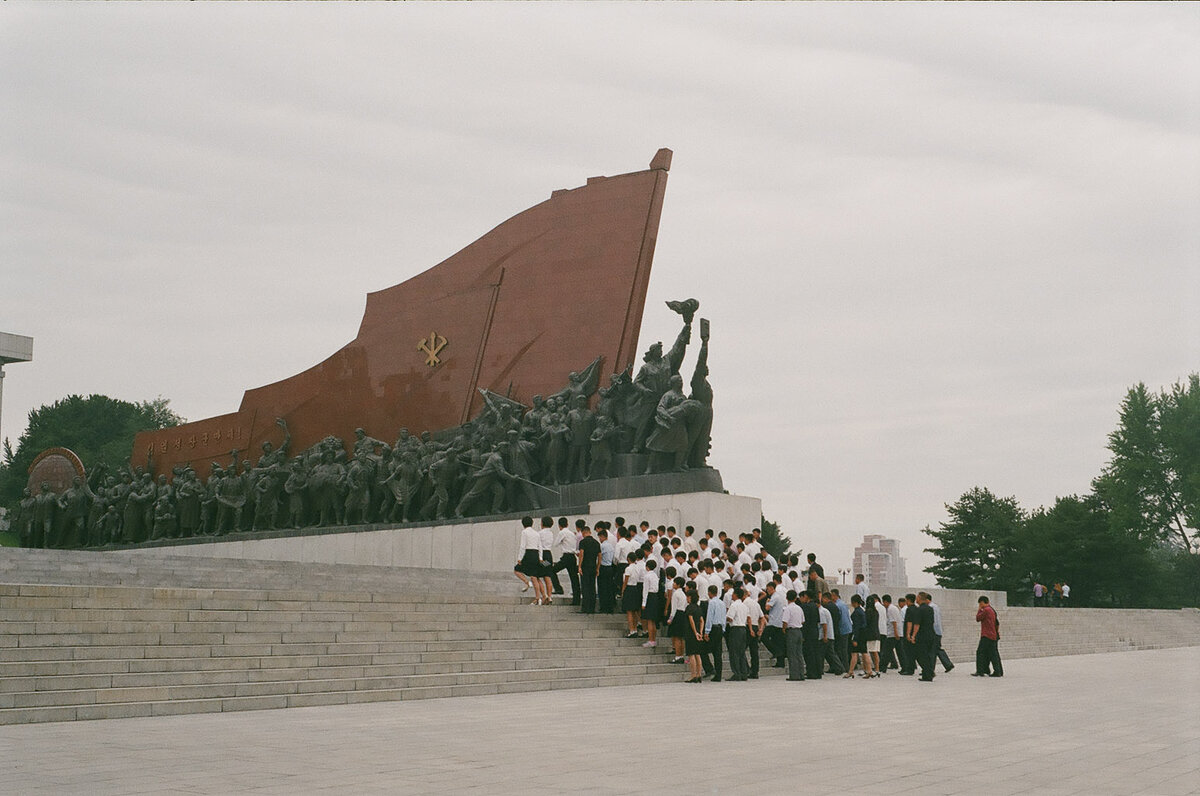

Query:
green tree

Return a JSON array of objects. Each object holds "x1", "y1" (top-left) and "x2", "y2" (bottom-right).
[
  {"x1": 1093, "y1": 375, "x2": 1200, "y2": 554},
  {"x1": 1017, "y1": 493, "x2": 1160, "y2": 607},
  {"x1": 923, "y1": 487, "x2": 1024, "y2": 595},
  {"x1": 758, "y1": 514, "x2": 792, "y2": 561},
  {"x1": 0, "y1": 394, "x2": 184, "y2": 507}
]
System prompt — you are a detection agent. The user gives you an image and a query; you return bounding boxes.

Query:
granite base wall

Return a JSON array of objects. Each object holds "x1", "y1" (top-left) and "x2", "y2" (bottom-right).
[{"x1": 124, "y1": 490, "x2": 763, "y2": 575}]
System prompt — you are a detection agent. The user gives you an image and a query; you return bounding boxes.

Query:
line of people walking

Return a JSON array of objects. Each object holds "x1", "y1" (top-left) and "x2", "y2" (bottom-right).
[{"x1": 514, "y1": 515, "x2": 1004, "y2": 682}]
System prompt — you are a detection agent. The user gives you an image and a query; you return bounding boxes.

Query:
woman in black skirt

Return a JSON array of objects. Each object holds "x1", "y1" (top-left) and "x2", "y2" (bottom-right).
[
  {"x1": 684, "y1": 588, "x2": 705, "y2": 683},
  {"x1": 641, "y1": 559, "x2": 660, "y2": 648},
  {"x1": 513, "y1": 516, "x2": 548, "y2": 605},
  {"x1": 666, "y1": 576, "x2": 689, "y2": 664},
  {"x1": 621, "y1": 550, "x2": 644, "y2": 638}
]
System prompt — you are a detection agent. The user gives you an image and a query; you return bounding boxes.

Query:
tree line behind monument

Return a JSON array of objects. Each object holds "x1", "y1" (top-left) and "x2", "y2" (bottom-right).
[
  {"x1": 922, "y1": 373, "x2": 1200, "y2": 610},
  {"x1": 2, "y1": 302, "x2": 719, "y2": 548}
]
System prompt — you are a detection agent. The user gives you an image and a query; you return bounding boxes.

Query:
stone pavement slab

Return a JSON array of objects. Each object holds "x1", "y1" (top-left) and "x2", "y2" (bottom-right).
[{"x1": 1, "y1": 647, "x2": 1197, "y2": 795}]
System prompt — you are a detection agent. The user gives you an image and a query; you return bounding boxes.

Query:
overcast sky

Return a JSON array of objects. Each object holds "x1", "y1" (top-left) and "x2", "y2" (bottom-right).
[{"x1": 3, "y1": 3, "x2": 1197, "y2": 584}]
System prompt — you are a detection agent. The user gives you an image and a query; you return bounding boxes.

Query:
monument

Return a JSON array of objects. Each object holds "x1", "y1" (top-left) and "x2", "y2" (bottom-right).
[
  {"x1": 132, "y1": 149, "x2": 674, "y2": 475},
  {"x1": 14, "y1": 150, "x2": 762, "y2": 564}
]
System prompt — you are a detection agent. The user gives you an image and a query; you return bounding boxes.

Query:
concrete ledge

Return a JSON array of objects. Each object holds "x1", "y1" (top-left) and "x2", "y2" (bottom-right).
[{"x1": 120, "y1": 490, "x2": 763, "y2": 574}]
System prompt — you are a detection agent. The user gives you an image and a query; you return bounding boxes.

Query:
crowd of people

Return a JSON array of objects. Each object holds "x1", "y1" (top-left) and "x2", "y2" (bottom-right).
[
  {"x1": 515, "y1": 515, "x2": 1005, "y2": 682},
  {"x1": 1032, "y1": 581, "x2": 1070, "y2": 607}
]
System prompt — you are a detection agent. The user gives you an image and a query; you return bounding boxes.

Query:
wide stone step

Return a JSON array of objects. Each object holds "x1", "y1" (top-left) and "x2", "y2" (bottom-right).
[
  {"x1": 0, "y1": 669, "x2": 696, "y2": 725},
  {"x1": 0, "y1": 660, "x2": 684, "y2": 710},
  {"x1": 0, "y1": 642, "x2": 670, "y2": 684},
  {"x1": 0, "y1": 648, "x2": 691, "y2": 694}
]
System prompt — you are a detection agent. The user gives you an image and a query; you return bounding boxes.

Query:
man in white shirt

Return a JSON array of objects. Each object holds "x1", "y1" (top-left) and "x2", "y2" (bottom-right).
[
  {"x1": 781, "y1": 590, "x2": 807, "y2": 681},
  {"x1": 762, "y1": 582, "x2": 788, "y2": 671},
  {"x1": 816, "y1": 598, "x2": 835, "y2": 678},
  {"x1": 744, "y1": 532, "x2": 763, "y2": 560},
  {"x1": 745, "y1": 591, "x2": 765, "y2": 679},
  {"x1": 880, "y1": 594, "x2": 904, "y2": 673},
  {"x1": 725, "y1": 587, "x2": 752, "y2": 681},
  {"x1": 762, "y1": 550, "x2": 778, "y2": 572},
  {"x1": 682, "y1": 526, "x2": 701, "y2": 555},
  {"x1": 854, "y1": 573, "x2": 869, "y2": 603},
  {"x1": 553, "y1": 518, "x2": 581, "y2": 605}
]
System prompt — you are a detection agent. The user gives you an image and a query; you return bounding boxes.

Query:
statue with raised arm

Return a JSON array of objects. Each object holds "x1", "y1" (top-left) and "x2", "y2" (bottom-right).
[
  {"x1": 627, "y1": 298, "x2": 697, "y2": 452},
  {"x1": 257, "y1": 418, "x2": 292, "y2": 469},
  {"x1": 687, "y1": 318, "x2": 714, "y2": 468},
  {"x1": 549, "y1": 355, "x2": 604, "y2": 406}
]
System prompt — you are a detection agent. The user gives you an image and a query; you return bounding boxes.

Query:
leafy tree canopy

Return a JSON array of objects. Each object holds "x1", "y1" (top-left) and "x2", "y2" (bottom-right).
[
  {"x1": 923, "y1": 486, "x2": 1024, "y2": 594},
  {"x1": 0, "y1": 394, "x2": 183, "y2": 506},
  {"x1": 758, "y1": 514, "x2": 792, "y2": 561},
  {"x1": 1093, "y1": 375, "x2": 1200, "y2": 554},
  {"x1": 1017, "y1": 494, "x2": 1158, "y2": 607}
]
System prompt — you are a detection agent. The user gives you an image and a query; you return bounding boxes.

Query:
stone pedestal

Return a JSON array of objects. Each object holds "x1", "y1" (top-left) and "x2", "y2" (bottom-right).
[
  {"x1": 557, "y1": 467, "x2": 724, "y2": 507},
  {"x1": 125, "y1": 489, "x2": 763, "y2": 575}
]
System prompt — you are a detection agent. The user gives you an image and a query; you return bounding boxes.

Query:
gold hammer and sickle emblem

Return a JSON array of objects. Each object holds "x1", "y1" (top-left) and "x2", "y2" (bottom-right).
[{"x1": 418, "y1": 331, "x2": 448, "y2": 367}]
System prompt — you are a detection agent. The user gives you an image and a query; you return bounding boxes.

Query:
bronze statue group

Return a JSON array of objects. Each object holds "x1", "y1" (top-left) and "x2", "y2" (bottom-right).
[
  {"x1": 10, "y1": 301, "x2": 715, "y2": 549},
  {"x1": 517, "y1": 517, "x2": 1005, "y2": 683}
]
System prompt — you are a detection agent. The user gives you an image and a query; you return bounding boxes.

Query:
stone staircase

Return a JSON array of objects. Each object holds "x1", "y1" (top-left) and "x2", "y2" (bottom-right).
[
  {"x1": 0, "y1": 550, "x2": 696, "y2": 725},
  {"x1": 2, "y1": 549, "x2": 1198, "y2": 724}
]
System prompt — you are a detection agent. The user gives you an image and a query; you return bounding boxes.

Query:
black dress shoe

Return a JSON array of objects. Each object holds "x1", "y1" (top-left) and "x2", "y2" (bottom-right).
[
  {"x1": 919, "y1": 677, "x2": 934, "y2": 682},
  {"x1": 710, "y1": 676, "x2": 722, "y2": 682},
  {"x1": 988, "y1": 673, "x2": 1003, "y2": 677},
  {"x1": 971, "y1": 673, "x2": 985, "y2": 677}
]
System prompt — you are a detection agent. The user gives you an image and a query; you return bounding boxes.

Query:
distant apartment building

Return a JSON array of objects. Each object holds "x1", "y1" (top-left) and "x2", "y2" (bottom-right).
[{"x1": 852, "y1": 534, "x2": 908, "y2": 588}]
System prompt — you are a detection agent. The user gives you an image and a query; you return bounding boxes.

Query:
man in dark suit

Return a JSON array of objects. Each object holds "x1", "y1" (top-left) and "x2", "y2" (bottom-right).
[
  {"x1": 910, "y1": 591, "x2": 937, "y2": 681},
  {"x1": 576, "y1": 522, "x2": 601, "y2": 614},
  {"x1": 900, "y1": 593, "x2": 919, "y2": 675},
  {"x1": 798, "y1": 591, "x2": 821, "y2": 679}
]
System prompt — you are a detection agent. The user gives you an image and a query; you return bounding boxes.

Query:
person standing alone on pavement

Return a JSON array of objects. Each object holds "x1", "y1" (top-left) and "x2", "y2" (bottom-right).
[{"x1": 973, "y1": 595, "x2": 1004, "y2": 677}]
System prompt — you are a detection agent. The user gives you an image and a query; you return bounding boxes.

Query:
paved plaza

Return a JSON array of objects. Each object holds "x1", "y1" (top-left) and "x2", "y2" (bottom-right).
[{"x1": 2, "y1": 646, "x2": 1197, "y2": 795}]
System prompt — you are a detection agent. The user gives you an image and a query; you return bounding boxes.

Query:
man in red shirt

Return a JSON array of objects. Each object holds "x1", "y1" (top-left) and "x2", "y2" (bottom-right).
[{"x1": 973, "y1": 596, "x2": 1004, "y2": 677}]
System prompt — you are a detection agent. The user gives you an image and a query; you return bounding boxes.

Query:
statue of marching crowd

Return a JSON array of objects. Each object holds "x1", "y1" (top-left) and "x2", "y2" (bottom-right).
[{"x1": 12, "y1": 301, "x2": 714, "y2": 549}]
